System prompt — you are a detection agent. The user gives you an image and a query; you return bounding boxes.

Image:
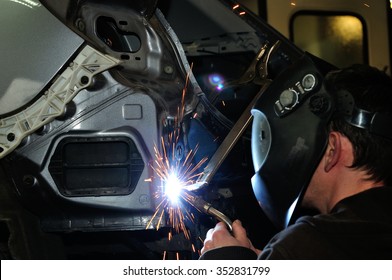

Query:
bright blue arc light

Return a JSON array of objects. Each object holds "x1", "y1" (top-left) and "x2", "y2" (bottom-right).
[
  {"x1": 164, "y1": 173, "x2": 183, "y2": 204},
  {"x1": 208, "y1": 74, "x2": 225, "y2": 91}
]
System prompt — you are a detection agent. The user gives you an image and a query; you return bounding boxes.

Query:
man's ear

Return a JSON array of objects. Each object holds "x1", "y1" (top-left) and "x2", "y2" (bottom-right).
[{"x1": 324, "y1": 132, "x2": 341, "y2": 172}]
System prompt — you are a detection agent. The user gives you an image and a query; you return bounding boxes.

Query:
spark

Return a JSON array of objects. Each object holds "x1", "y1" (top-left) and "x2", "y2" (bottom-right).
[
  {"x1": 233, "y1": 4, "x2": 240, "y2": 10},
  {"x1": 147, "y1": 139, "x2": 207, "y2": 232},
  {"x1": 146, "y1": 66, "x2": 208, "y2": 259},
  {"x1": 163, "y1": 251, "x2": 167, "y2": 260},
  {"x1": 239, "y1": 11, "x2": 246, "y2": 16}
]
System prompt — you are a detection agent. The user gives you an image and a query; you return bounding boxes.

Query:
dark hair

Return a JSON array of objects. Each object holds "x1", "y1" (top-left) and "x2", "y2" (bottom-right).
[{"x1": 325, "y1": 64, "x2": 392, "y2": 186}]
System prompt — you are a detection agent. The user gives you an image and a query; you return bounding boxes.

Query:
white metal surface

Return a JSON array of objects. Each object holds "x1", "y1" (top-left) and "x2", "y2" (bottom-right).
[{"x1": 0, "y1": 45, "x2": 121, "y2": 159}]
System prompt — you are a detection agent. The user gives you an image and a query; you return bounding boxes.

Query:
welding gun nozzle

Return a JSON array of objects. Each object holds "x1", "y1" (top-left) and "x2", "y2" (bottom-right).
[{"x1": 181, "y1": 189, "x2": 233, "y2": 231}]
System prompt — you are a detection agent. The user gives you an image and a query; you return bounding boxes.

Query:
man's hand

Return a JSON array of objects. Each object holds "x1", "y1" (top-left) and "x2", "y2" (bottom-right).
[{"x1": 201, "y1": 220, "x2": 261, "y2": 255}]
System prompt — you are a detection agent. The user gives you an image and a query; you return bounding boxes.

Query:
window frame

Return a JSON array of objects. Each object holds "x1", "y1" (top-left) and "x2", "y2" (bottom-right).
[{"x1": 289, "y1": 10, "x2": 369, "y2": 67}]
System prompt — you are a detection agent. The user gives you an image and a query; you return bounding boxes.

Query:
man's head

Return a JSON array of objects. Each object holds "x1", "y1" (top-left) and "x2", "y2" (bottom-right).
[
  {"x1": 325, "y1": 64, "x2": 392, "y2": 186},
  {"x1": 251, "y1": 57, "x2": 392, "y2": 228},
  {"x1": 302, "y1": 64, "x2": 392, "y2": 213}
]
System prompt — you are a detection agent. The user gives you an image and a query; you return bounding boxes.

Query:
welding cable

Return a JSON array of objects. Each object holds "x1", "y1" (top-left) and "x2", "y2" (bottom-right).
[
  {"x1": 205, "y1": 205, "x2": 233, "y2": 232},
  {"x1": 181, "y1": 189, "x2": 233, "y2": 231}
]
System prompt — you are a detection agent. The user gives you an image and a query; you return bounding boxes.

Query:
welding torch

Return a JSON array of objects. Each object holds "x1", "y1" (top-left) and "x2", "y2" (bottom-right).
[{"x1": 181, "y1": 189, "x2": 233, "y2": 231}]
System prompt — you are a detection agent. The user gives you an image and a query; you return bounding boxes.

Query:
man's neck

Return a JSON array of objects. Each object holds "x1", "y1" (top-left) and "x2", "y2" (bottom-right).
[{"x1": 326, "y1": 172, "x2": 383, "y2": 213}]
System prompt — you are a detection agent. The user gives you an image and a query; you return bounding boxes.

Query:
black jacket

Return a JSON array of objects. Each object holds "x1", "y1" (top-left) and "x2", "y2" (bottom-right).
[{"x1": 200, "y1": 187, "x2": 392, "y2": 259}]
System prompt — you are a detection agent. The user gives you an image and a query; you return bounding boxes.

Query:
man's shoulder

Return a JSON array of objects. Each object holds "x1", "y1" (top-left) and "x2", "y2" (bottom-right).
[
  {"x1": 259, "y1": 218, "x2": 340, "y2": 259},
  {"x1": 260, "y1": 188, "x2": 392, "y2": 259}
]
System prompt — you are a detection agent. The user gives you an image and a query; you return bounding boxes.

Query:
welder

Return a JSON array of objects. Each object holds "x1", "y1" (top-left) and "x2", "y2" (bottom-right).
[{"x1": 199, "y1": 59, "x2": 392, "y2": 259}]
